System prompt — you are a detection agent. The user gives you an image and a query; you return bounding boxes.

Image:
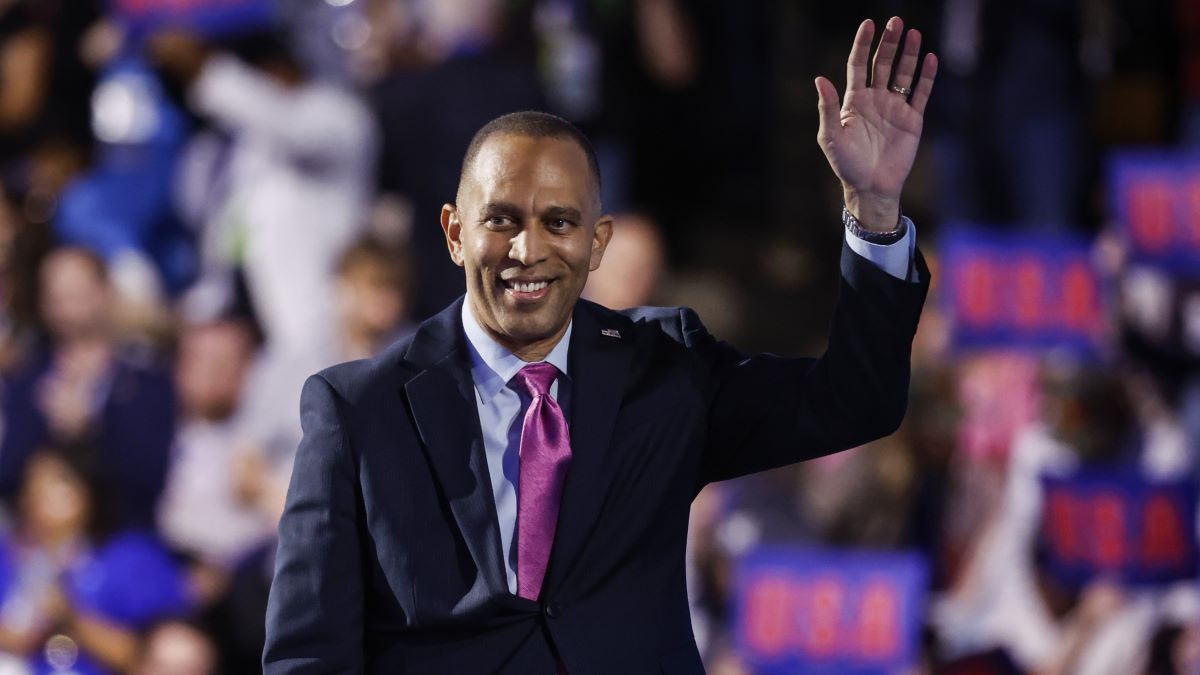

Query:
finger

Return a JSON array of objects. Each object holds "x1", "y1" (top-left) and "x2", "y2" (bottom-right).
[
  {"x1": 870, "y1": 16, "x2": 903, "y2": 89},
  {"x1": 911, "y1": 52, "x2": 938, "y2": 114},
  {"x1": 891, "y1": 28, "x2": 921, "y2": 91},
  {"x1": 815, "y1": 76, "x2": 842, "y2": 144},
  {"x1": 846, "y1": 19, "x2": 874, "y2": 92}
]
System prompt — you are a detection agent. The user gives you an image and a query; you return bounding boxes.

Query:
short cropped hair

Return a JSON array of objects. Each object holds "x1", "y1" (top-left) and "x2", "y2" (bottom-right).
[
  {"x1": 337, "y1": 235, "x2": 412, "y2": 292},
  {"x1": 458, "y1": 111, "x2": 602, "y2": 196}
]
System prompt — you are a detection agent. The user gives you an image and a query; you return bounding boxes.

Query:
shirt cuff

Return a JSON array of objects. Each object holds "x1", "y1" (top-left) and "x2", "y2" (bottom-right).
[{"x1": 844, "y1": 216, "x2": 918, "y2": 282}]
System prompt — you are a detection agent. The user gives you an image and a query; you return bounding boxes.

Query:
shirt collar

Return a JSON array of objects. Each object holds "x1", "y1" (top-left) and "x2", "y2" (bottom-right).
[{"x1": 461, "y1": 300, "x2": 572, "y2": 403}]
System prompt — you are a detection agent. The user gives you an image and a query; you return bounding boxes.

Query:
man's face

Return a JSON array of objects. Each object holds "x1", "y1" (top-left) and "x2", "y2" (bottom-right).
[
  {"x1": 40, "y1": 250, "x2": 111, "y2": 342},
  {"x1": 337, "y1": 261, "x2": 407, "y2": 338},
  {"x1": 176, "y1": 322, "x2": 254, "y2": 422},
  {"x1": 442, "y1": 134, "x2": 612, "y2": 354}
]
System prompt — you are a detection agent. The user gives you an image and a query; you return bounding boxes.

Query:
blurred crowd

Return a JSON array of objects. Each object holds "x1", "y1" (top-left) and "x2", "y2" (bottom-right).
[{"x1": 0, "y1": 0, "x2": 1196, "y2": 673}]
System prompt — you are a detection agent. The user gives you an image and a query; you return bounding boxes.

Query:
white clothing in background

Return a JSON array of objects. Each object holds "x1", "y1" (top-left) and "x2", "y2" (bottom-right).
[
  {"x1": 934, "y1": 420, "x2": 1199, "y2": 675},
  {"x1": 158, "y1": 419, "x2": 275, "y2": 567},
  {"x1": 186, "y1": 54, "x2": 378, "y2": 353}
]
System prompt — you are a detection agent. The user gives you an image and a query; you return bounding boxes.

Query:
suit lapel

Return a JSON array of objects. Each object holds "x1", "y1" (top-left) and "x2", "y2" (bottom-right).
[
  {"x1": 401, "y1": 299, "x2": 508, "y2": 597},
  {"x1": 546, "y1": 301, "x2": 635, "y2": 591}
]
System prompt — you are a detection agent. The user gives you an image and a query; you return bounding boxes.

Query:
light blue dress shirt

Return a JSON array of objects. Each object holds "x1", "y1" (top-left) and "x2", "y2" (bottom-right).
[
  {"x1": 461, "y1": 223, "x2": 915, "y2": 594},
  {"x1": 462, "y1": 303, "x2": 573, "y2": 594},
  {"x1": 844, "y1": 216, "x2": 919, "y2": 282}
]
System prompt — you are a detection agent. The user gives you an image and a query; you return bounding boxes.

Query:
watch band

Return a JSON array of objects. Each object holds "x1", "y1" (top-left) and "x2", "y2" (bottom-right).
[{"x1": 842, "y1": 205, "x2": 906, "y2": 245}]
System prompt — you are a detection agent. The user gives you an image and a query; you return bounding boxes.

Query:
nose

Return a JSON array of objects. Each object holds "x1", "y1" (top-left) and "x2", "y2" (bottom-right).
[{"x1": 509, "y1": 225, "x2": 549, "y2": 266}]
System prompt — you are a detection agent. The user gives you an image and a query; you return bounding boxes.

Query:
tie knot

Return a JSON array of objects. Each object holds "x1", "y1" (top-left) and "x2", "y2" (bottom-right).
[{"x1": 514, "y1": 362, "x2": 558, "y2": 397}]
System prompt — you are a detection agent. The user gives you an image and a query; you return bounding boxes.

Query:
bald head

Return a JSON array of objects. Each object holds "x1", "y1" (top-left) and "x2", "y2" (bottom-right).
[{"x1": 458, "y1": 111, "x2": 601, "y2": 205}]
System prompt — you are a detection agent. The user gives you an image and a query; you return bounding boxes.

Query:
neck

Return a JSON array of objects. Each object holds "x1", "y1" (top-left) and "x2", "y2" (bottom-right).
[
  {"x1": 27, "y1": 526, "x2": 82, "y2": 556},
  {"x1": 57, "y1": 333, "x2": 110, "y2": 352},
  {"x1": 56, "y1": 338, "x2": 113, "y2": 366},
  {"x1": 500, "y1": 326, "x2": 567, "y2": 363}
]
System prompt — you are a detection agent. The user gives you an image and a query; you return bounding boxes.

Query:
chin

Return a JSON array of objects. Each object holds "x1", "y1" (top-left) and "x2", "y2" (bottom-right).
[
  {"x1": 499, "y1": 321, "x2": 557, "y2": 344},
  {"x1": 497, "y1": 312, "x2": 565, "y2": 343}
]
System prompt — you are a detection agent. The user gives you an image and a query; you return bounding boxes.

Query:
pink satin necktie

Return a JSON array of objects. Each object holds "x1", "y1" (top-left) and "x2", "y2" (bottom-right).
[{"x1": 513, "y1": 362, "x2": 572, "y2": 602}]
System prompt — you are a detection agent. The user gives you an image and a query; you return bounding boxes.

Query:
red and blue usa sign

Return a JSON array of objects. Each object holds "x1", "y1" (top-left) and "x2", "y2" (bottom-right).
[
  {"x1": 941, "y1": 229, "x2": 1107, "y2": 359},
  {"x1": 1039, "y1": 473, "x2": 1199, "y2": 590},
  {"x1": 734, "y1": 548, "x2": 928, "y2": 675},
  {"x1": 1109, "y1": 152, "x2": 1200, "y2": 276}
]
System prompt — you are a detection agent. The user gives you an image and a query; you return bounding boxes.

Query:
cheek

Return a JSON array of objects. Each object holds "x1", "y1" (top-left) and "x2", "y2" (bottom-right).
[
  {"x1": 567, "y1": 238, "x2": 599, "y2": 274},
  {"x1": 465, "y1": 237, "x2": 507, "y2": 272}
]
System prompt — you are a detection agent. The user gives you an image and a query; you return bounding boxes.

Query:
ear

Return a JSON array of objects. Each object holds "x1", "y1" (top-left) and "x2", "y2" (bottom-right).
[
  {"x1": 588, "y1": 215, "x2": 615, "y2": 271},
  {"x1": 440, "y1": 203, "x2": 465, "y2": 267}
]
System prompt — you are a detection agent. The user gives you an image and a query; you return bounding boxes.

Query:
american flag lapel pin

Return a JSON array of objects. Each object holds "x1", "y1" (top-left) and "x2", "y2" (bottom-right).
[{"x1": 601, "y1": 328, "x2": 621, "y2": 338}]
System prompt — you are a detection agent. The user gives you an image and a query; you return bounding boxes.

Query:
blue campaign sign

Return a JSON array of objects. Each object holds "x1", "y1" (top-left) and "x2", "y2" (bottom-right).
[
  {"x1": 734, "y1": 547, "x2": 929, "y2": 675},
  {"x1": 940, "y1": 228, "x2": 1107, "y2": 358},
  {"x1": 1109, "y1": 151, "x2": 1200, "y2": 276},
  {"x1": 1039, "y1": 473, "x2": 1199, "y2": 590},
  {"x1": 111, "y1": 0, "x2": 275, "y2": 38}
]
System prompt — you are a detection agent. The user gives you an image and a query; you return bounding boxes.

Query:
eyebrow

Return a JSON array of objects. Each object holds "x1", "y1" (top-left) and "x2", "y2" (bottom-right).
[
  {"x1": 480, "y1": 201, "x2": 522, "y2": 219},
  {"x1": 480, "y1": 202, "x2": 583, "y2": 223},
  {"x1": 541, "y1": 205, "x2": 583, "y2": 223}
]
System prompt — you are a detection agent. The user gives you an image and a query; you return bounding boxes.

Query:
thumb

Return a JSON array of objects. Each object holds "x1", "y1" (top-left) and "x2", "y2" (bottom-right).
[{"x1": 814, "y1": 76, "x2": 841, "y2": 143}]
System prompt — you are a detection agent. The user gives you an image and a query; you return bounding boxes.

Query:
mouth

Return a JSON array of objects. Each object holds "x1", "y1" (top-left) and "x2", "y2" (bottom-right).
[{"x1": 500, "y1": 277, "x2": 554, "y2": 302}]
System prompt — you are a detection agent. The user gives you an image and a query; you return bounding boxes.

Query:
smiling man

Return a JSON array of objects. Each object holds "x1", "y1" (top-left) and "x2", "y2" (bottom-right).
[
  {"x1": 265, "y1": 16, "x2": 936, "y2": 675},
  {"x1": 447, "y1": 121, "x2": 612, "y2": 361}
]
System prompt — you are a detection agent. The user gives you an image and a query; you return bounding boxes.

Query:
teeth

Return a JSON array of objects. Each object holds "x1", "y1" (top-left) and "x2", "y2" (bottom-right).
[{"x1": 510, "y1": 280, "x2": 549, "y2": 293}]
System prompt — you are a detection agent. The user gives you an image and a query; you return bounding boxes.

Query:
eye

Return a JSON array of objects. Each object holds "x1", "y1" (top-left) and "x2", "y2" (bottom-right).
[
  {"x1": 547, "y1": 219, "x2": 572, "y2": 232},
  {"x1": 484, "y1": 215, "x2": 513, "y2": 229}
]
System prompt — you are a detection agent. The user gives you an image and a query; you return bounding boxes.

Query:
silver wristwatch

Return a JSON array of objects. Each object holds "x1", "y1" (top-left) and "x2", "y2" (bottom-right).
[{"x1": 842, "y1": 205, "x2": 906, "y2": 245}]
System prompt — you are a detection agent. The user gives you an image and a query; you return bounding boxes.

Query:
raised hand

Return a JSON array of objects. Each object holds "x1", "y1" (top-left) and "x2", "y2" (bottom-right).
[{"x1": 816, "y1": 17, "x2": 937, "y2": 231}]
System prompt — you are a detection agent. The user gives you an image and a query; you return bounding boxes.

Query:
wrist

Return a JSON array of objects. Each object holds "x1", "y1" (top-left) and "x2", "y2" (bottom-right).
[
  {"x1": 843, "y1": 206, "x2": 905, "y2": 244},
  {"x1": 842, "y1": 189, "x2": 901, "y2": 232}
]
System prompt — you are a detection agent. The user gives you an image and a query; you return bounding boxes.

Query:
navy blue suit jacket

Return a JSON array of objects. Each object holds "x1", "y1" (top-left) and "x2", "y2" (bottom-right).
[{"x1": 264, "y1": 243, "x2": 930, "y2": 674}]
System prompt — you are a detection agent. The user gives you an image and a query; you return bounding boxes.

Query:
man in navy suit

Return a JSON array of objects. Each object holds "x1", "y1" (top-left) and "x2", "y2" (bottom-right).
[{"x1": 265, "y1": 16, "x2": 937, "y2": 674}]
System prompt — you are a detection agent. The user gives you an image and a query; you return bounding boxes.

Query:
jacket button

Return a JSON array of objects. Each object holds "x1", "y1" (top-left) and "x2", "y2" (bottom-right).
[{"x1": 544, "y1": 603, "x2": 560, "y2": 618}]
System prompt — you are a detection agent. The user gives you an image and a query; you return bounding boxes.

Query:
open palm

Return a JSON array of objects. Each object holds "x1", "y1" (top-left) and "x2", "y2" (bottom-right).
[{"x1": 816, "y1": 17, "x2": 938, "y2": 229}]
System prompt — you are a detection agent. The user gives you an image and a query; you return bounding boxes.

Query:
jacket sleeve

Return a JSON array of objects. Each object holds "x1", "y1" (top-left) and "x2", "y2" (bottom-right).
[
  {"x1": 263, "y1": 374, "x2": 365, "y2": 673},
  {"x1": 697, "y1": 241, "x2": 930, "y2": 484}
]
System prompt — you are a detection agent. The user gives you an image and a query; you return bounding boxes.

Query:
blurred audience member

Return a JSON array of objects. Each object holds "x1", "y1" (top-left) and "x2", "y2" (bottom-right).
[
  {"x1": 201, "y1": 538, "x2": 274, "y2": 674},
  {"x1": 157, "y1": 318, "x2": 273, "y2": 572},
  {"x1": 155, "y1": 241, "x2": 415, "y2": 669},
  {"x1": 929, "y1": 0, "x2": 1091, "y2": 231},
  {"x1": 903, "y1": 366, "x2": 963, "y2": 587},
  {"x1": 335, "y1": 236, "x2": 414, "y2": 361},
  {"x1": 0, "y1": 248, "x2": 174, "y2": 528},
  {"x1": 935, "y1": 365, "x2": 1197, "y2": 675},
  {"x1": 687, "y1": 468, "x2": 811, "y2": 668},
  {"x1": 156, "y1": 28, "x2": 378, "y2": 355},
  {"x1": 0, "y1": 184, "x2": 53, "y2": 370},
  {"x1": 55, "y1": 51, "x2": 196, "y2": 304},
  {"x1": 0, "y1": 0, "x2": 100, "y2": 177},
  {"x1": 1183, "y1": 0, "x2": 1200, "y2": 146},
  {"x1": 809, "y1": 366, "x2": 959, "y2": 561},
  {"x1": 371, "y1": 0, "x2": 545, "y2": 318},
  {"x1": 549, "y1": 0, "x2": 698, "y2": 213},
  {"x1": 582, "y1": 212, "x2": 666, "y2": 309},
  {"x1": 209, "y1": 235, "x2": 417, "y2": 523},
  {"x1": 133, "y1": 619, "x2": 217, "y2": 675},
  {"x1": 0, "y1": 442, "x2": 188, "y2": 674}
]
